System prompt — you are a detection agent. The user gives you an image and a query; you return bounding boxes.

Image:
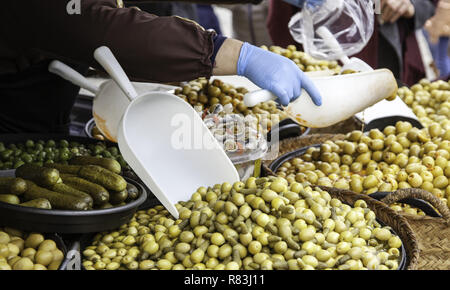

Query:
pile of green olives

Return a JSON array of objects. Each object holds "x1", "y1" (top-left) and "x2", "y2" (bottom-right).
[
  {"x1": 175, "y1": 78, "x2": 289, "y2": 133},
  {"x1": 262, "y1": 45, "x2": 341, "y2": 74},
  {"x1": 398, "y1": 79, "x2": 450, "y2": 130},
  {"x1": 82, "y1": 176, "x2": 402, "y2": 270},
  {"x1": 0, "y1": 139, "x2": 128, "y2": 170},
  {"x1": 0, "y1": 228, "x2": 64, "y2": 270},
  {"x1": 276, "y1": 121, "x2": 450, "y2": 214}
]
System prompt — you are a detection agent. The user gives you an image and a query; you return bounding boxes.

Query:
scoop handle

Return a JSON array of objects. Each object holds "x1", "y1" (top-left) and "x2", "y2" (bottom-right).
[
  {"x1": 94, "y1": 46, "x2": 138, "y2": 102},
  {"x1": 316, "y1": 26, "x2": 350, "y2": 65},
  {"x1": 48, "y1": 60, "x2": 99, "y2": 94},
  {"x1": 243, "y1": 89, "x2": 277, "y2": 107}
]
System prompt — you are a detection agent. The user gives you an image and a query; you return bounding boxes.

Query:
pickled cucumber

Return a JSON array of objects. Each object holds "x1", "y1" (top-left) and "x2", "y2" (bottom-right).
[
  {"x1": 70, "y1": 156, "x2": 121, "y2": 174},
  {"x1": 109, "y1": 189, "x2": 128, "y2": 205},
  {"x1": 20, "y1": 198, "x2": 52, "y2": 209},
  {"x1": 45, "y1": 163, "x2": 81, "y2": 175},
  {"x1": 51, "y1": 183, "x2": 93, "y2": 209},
  {"x1": 0, "y1": 194, "x2": 20, "y2": 205},
  {"x1": 78, "y1": 165, "x2": 127, "y2": 192},
  {"x1": 0, "y1": 177, "x2": 27, "y2": 195},
  {"x1": 24, "y1": 181, "x2": 89, "y2": 211},
  {"x1": 60, "y1": 176, "x2": 109, "y2": 206},
  {"x1": 16, "y1": 164, "x2": 59, "y2": 187}
]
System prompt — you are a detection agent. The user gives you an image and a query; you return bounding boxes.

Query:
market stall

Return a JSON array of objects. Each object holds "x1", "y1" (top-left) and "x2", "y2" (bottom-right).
[{"x1": 0, "y1": 0, "x2": 449, "y2": 275}]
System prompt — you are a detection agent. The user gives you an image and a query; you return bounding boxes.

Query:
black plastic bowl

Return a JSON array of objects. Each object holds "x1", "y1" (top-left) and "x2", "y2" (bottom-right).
[
  {"x1": 364, "y1": 116, "x2": 423, "y2": 132},
  {"x1": 269, "y1": 144, "x2": 320, "y2": 173},
  {"x1": 0, "y1": 132, "x2": 159, "y2": 212},
  {"x1": 0, "y1": 177, "x2": 147, "y2": 234},
  {"x1": 267, "y1": 119, "x2": 310, "y2": 144}
]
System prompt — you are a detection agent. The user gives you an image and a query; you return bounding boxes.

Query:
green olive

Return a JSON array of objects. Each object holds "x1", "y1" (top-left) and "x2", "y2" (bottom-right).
[
  {"x1": 434, "y1": 175, "x2": 449, "y2": 189},
  {"x1": 24, "y1": 234, "x2": 44, "y2": 249},
  {"x1": 13, "y1": 257, "x2": 34, "y2": 270}
]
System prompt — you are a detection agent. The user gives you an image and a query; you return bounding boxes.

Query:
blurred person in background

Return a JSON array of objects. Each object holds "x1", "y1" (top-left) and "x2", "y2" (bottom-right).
[
  {"x1": 223, "y1": 0, "x2": 273, "y2": 46},
  {"x1": 267, "y1": 0, "x2": 436, "y2": 86},
  {"x1": 424, "y1": 0, "x2": 450, "y2": 80},
  {"x1": 196, "y1": 4, "x2": 223, "y2": 33},
  {"x1": 126, "y1": 1, "x2": 199, "y2": 20}
]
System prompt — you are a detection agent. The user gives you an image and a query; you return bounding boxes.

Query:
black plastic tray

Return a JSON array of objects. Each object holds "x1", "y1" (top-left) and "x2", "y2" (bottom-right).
[
  {"x1": 0, "y1": 176, "x2": 147, "y2": 234},
  {"x1": 267, "y1": 119, "x2": 310, "y2": 144},
  {"x1": 269, "y1": 144, "x2": 320, "y2": 173},
  {"x1": 364, "y1": 116, "x2": 423, "y2": 132}
]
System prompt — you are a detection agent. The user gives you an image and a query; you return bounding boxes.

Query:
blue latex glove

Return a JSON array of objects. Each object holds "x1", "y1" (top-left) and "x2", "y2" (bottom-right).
[
  {"x1": 237, "y1": 42, "x2": 322, "y2": 107},
  {"x1": 282, "y1": 0, "x2": 325, "y2": 8}
]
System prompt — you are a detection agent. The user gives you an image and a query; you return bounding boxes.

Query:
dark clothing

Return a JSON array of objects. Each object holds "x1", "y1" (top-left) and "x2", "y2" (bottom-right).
[
  {"x1": 267, "y1": 0, "x2": 436, "y2": 86},
  {"x1": 0, "y1": 61, "x2": 87, "y2": 133},
  {"x1": 196, "y1": 4, "x2": 222, "y2": 34},
  {"x1": 0, "y1": 0, "x2": 255, "y2": 134},
  {"x1": 0, "y1": 0, "x2": 217, "y2": 83}
]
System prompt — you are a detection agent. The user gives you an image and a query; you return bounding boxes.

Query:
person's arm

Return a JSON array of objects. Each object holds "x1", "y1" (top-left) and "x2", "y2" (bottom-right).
[
  {"x1": 2, "y1": 0, "x2": 216, "y2": 83},
  {"x1": 380, "y1": 0, "x2": 416, "y2": 23},
  {"x1": 425, "y1": 0, "x2": 450, "y2": 43},
  {"x1": 410, "y1": 0, "x2": 436, "y2": 28},
  {"x1": 2, "y1": 0, "x2": 321, "y2": 106},
  {"x1": 380, "y1": 0, "x2": 435, "y2": 27},
  {"x1": 213, "y1": 39, "x2": 322, "y2": 106}
]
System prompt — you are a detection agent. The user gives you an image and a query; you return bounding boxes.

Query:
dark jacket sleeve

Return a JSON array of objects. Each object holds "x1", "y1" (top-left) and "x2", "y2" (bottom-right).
[{"x1": 1, "y1": 0, "x2": 217, "y2": 82}]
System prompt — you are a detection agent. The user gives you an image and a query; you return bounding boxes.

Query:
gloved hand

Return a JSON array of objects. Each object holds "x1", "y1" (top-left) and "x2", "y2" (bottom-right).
[
  {"x1": 282, "y1": 0, "x2": 325, "y2": 8},
  {"x1": 237, "y1": 42, "x2": 322, "y2": 107}
]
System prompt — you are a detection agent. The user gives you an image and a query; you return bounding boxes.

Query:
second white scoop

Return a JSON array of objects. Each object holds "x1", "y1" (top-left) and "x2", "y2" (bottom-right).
[{"x1": 244, "y1": 69, "x2": 398, "y2": 128}]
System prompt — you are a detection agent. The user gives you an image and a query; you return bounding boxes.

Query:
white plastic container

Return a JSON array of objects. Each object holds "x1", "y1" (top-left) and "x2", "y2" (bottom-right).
[{"x1": 244, "y1": 69, "x2": 398, "y2": 128}]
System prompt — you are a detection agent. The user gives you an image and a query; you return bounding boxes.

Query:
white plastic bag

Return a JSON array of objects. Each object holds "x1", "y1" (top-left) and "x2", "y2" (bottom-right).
[{"x1": 288, "y1": 0, "x2": 375, "y2": 61}]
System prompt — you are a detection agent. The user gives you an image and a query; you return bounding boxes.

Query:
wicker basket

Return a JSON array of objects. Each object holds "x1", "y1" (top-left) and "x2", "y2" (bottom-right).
[
  {"x1": 318, "y1": 186, "x2": 420, "y2": 270},
  {"x1": 380, "y1": 188, "x2": 450, "y2": 270}
]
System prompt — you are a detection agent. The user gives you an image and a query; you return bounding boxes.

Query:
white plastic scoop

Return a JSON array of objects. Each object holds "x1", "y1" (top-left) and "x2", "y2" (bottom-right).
[
  {"x1": 244, "y1": 69, "x2": 398, "y2": 128},
  {"x1": 315, "y1": 26, "x2": 373, "y2": 73},
  {"x1": 312, "y1": 27, "x2": 421, "y2": 126},
  {"x1": 93, "y1": 47, "x2": 240, "y2": 219},
  {"x1": 49, "y1": 61, "x2": 178, "y2": 142},
  {"x1": 49, "y1": 61, "x2": 135, "y2": 142}
]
